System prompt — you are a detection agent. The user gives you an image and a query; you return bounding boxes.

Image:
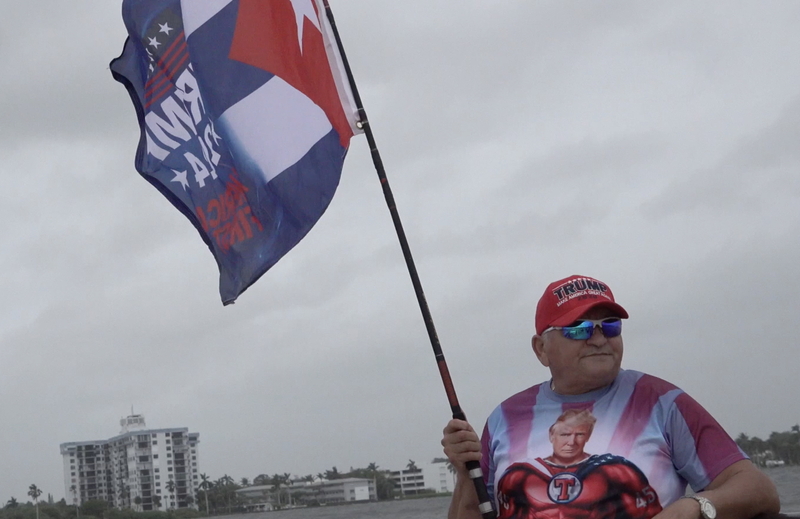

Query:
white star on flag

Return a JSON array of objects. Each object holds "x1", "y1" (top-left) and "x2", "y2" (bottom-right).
[
  {"x1": 171, "y1": 170, "x2": 189, "y2": 190},
  {"x1": 148, "y1": 37, "x2": 161, "y2": 49},
  {"x1": 158, "y1": 22, "x2": 173, "y2": 35},
  {"x1": 288, "y1": 0, "x2": 321, "y2": 55}
]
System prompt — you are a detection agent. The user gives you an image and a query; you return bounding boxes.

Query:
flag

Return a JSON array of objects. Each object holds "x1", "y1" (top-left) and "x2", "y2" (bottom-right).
[{"x1": 111, "y1": 0, "x2": 362, "y2": 304}]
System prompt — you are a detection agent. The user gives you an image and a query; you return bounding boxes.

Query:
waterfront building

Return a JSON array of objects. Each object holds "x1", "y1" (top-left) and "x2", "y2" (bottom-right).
[
  {"x1": 59, "y1": 414, "x2": 200, "y2": 511},
  {"x1": 236, "y1": 477, "x2": 375, "y2": 507},
  {"x1": 423, "y1": 459, "x2": 456, "y2": 493},
  {"x1": 390, "y1": 465, "x2": 425, "y2": 495},
  {"x1": 390, "y1": 460, "x2": 455, "y2": 495}
]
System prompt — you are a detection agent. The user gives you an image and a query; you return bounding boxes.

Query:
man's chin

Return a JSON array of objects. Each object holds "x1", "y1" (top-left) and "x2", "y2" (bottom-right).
[{"x1": 584, "y1": 364, "x2": 621, "y2": 383}]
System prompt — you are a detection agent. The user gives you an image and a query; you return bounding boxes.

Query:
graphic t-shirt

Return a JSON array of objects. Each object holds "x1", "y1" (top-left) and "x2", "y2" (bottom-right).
[{"x1": 481, "y1": 370, "x2": 746, "y2": 518}]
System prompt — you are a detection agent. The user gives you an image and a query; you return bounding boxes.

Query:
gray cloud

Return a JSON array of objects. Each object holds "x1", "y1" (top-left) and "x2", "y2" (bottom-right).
[{"x1": 1, "y1": 0, "x2": 799, "y2": 504}]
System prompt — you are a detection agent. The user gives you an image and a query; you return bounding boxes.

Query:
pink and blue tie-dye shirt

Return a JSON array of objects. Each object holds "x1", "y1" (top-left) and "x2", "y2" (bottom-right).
[{"x1": 480, "y1": 369, "x2": 746, "y2": 512}]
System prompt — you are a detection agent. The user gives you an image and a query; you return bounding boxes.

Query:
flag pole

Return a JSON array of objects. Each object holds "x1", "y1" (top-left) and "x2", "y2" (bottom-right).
[{"x1": 321, "y1": 3, "x2": 496, "y2": 517}]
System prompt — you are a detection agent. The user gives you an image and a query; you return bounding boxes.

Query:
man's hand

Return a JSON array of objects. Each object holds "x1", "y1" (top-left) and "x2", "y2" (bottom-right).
[
  {"x1": 442, "y1": 419, "x2": 485, "y2": 519},
  {"x1": 442, "y1": 419, "x2": 482, "y2": 473}
]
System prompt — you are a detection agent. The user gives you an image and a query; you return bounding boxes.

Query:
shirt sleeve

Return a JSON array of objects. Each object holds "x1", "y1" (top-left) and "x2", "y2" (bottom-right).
[{"x1": 665, "y1": 391, "x2": 747, "y2": 491}]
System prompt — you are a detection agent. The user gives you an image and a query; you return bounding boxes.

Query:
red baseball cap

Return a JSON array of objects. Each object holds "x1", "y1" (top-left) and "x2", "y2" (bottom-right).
[{"x1": 535, "y1": 275, "x2": 629, "y2": 335}]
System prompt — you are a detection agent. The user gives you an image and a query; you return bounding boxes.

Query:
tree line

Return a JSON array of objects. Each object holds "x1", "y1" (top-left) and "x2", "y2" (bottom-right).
[
  {"x1": 202, "y1": 461, "x2": 409, "y2": 512},
  {"x1": 735, "y1": 424, "x2": 800, "y2": 466}
]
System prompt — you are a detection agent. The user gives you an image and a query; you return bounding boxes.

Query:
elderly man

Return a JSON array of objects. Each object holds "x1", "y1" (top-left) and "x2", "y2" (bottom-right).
[{"x1": 442, "y1": 275, "x2": 779, "y2": 519}]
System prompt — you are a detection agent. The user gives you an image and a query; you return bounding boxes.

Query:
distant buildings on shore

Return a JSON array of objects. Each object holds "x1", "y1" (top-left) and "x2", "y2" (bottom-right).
[
  {"x1": 60, "y1": 415, "x2": 455, "y2": 512},
  {"x1": 235, "y1": 461, "x2": 455, "y2": 509},
  {"x1": 237, "y1": 477, "x2": 375, "y2": 509},
  {"x1": 59, "y1": 414, "x2": 200, "y2": 511}
]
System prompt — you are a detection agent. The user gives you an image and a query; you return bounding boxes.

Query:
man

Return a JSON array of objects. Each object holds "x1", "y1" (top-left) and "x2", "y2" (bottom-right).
[
  {"x1": 544, "y1": 409, "x2": 596, "y2": 466},
  {"x1": 442, "y1": 275, "x2": 779, "y2": 519},
  {"x1": 497, "y1": 408, "x2": 662, "y2": 518}
]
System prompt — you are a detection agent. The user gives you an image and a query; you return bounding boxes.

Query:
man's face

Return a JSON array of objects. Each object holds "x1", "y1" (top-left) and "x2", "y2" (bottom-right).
[
  {"x1": 533, "y1": 306, "x2": 623, "y2": 395},
  {"x1": 549, "y1": 419, "x2": 592, "y2": 464}
]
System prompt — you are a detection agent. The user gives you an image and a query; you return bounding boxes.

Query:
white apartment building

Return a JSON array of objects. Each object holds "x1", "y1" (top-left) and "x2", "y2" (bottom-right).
[
  {"x1": 59, "y1": 414, "x2": 200, "y2": 511},
  {"x1": 390, "y1": 460, "x2": 456, "y2": 495},
  {"x1": 423, "y1": 460, "x2": 456, "y2": 494},
  {"x1": 390, "y1": 466, "x2": 425, "y2": 495}
]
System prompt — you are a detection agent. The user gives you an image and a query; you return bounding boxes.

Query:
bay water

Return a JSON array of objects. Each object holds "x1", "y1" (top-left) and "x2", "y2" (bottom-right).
[{"x1": 222, "y1": 466, "x2": 800, "y2": 518}]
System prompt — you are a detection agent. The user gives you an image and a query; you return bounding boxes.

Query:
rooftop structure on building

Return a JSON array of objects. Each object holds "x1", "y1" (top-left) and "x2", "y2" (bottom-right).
[{"x1": 59, "y1": 414, "x2": 200, "y2": 511}]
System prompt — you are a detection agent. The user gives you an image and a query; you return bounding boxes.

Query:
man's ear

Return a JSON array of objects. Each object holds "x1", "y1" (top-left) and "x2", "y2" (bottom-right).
[{"x1": 532, "y1": 335, "x2": 549, "y2": 367}]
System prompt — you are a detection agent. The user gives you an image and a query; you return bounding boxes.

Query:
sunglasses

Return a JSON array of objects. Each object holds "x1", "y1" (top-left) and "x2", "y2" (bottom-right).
[{"x1": 543, "y1": 318, "x2": 622, "y2": 340}]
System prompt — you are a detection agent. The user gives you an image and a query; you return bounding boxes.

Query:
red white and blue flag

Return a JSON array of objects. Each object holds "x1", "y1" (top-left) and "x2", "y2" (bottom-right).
[{"x1": 111, "y1": 0, "x2": 361, "y2": 304}]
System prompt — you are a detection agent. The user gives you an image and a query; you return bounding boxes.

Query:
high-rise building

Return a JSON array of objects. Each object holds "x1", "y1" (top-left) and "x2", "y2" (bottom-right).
[{"x1": 59, "y1": 414, "x2": 200, "y2": 511}]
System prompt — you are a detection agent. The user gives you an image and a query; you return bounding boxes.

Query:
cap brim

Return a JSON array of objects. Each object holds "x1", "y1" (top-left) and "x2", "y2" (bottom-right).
[{"x1": 549, "y1": 301, "x2": 629, "y2": 328}]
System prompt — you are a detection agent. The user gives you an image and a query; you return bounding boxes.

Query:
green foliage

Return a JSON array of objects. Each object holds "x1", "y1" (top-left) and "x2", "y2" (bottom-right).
[
  {"x1": 80, "y1": 501, "x2": 109, "y2": 518},
  {"x1": 736, "y1": 424, "x2": 800, "y2": 466},
  {"x1": 0, "y1": 501, "x2": 78, "y2": 519},
  {"x1": 170, "y1": 509, "x2": 201, "y2": 519},
  {"x1": 323, "y1": 467, "x2": 341, "y2": 481}
]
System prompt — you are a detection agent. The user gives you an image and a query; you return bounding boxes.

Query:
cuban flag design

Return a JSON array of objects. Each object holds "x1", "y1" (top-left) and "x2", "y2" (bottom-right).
[{"x1": 111, "y1": 0, "x2": 361, "y2": 304}]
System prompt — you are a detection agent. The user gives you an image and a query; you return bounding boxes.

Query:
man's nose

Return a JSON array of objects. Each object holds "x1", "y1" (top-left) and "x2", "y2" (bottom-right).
[{"x1": 586, "y1": 325, "x2": 607, "y2": 346}]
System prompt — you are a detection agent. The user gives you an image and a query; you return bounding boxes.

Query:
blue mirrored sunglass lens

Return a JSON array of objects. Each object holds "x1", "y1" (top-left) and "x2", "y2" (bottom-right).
[
  {"x1": 600, "y1": 319, "x2": 622, "y2": 337},
  {"x1": 561, "y1": 322, "x2": 594, "y2": 340},
  {"x1": 560, "y1": 319, "x2": 622, "y2": 339}
]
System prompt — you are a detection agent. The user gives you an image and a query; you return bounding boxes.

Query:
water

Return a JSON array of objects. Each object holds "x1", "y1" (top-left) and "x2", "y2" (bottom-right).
[
  {"x1": 221, "y1": 496, "x2": 451, "y2": 519},
  {"x1": 765, "y1": 465, "x2": 800, "y2": 516},
  {"x1": 222, "y1": 467, "x2": 800, "y2": 518}
]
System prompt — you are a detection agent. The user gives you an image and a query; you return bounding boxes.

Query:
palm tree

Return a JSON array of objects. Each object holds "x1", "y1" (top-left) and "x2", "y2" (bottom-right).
[
  {"x1": 165, "y1": 479, "x2": 176, "y2": 509},
  {"x1": 270, "y1": 474, "x2": 283, "y2": 507},
  {"x1": 5, "y1": 497, "x2": 19, "y2": 509},
  {"x1": 28, "y1": 484, "x2": 43, "y2": 519},
  {"x1": 69, "y1": 484, "x2": 80, "y2": 516},
  {"x1": 406, "y1": 459, "x2": 419, "y2": 472},
  {"x1": 366, "y1": 463, "x2": 380, "y2": 500},
  {"x1": 199, "y1": 473, "x2": 211, "y2": 514},
  {"x1": 216, "y1": 475, "x2": 236, "y2": 512},
  {"x1": 282, "y1": 473, "x2": 293, "y2": 505}
]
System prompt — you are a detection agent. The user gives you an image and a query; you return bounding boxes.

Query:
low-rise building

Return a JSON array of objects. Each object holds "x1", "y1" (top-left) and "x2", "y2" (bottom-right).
[{"x1": 236, "y1": 477, "x2": 374, "y2": 507}]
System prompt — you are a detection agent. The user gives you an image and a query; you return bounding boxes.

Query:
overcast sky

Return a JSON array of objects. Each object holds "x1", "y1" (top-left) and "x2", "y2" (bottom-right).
[{"x1": 2, "y1": 0, "x2": 800, "y2": 503}]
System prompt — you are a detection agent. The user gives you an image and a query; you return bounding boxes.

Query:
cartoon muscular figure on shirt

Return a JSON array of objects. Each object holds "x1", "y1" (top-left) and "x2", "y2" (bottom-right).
[{"x1": 496, "y1": 409, "x2": 663, "y2": 519}]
